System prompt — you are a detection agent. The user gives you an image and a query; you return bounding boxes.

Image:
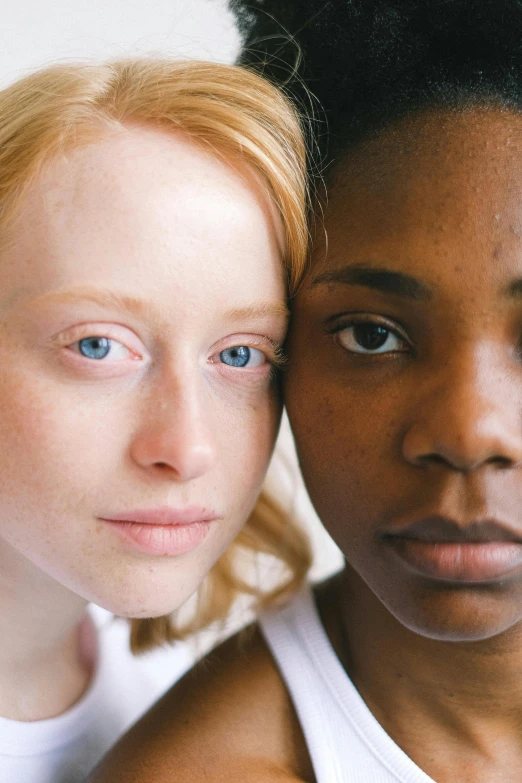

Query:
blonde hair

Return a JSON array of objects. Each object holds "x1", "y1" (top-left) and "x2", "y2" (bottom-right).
[{"x1": 0, "y1": 57, "x2": 312, "y2": 651}]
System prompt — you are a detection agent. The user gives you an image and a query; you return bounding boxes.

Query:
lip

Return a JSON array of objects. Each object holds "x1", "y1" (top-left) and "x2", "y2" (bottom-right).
[
  {"x1": 99, "y1": 506, "x2": 221, "y2": 556},
  {"x1": 382, "y1": 516, "x2": 522, "y2": 583}
]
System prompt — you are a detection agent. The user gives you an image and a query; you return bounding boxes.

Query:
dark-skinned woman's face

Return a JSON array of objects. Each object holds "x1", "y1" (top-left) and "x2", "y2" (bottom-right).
[{"x1": 286, "y1": 108, "x2": 522, "y2": 642}]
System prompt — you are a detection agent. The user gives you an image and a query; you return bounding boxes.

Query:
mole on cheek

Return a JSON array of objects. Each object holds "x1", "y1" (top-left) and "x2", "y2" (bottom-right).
[{"x1": 492, "y1": 243, "x2": 503, "y2": 260}]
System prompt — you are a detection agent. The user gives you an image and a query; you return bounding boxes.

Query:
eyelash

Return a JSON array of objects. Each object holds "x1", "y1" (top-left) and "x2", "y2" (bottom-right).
[
  {"x1": 68, "y1": 336, "x2": 137, "y2": 361},
  {"x1": 62, "y1": 325, "x2": 140, "y2": 355},
  {"x1": 266, "y1": 344, "x2": 287, "y2": 368},
  {"x1": 327, "y1": 315, "x2": 411, "y2": 356},
  {"x1": 212, "y1": 341, "x2": 287, "y2": 373},
  {"x1": 60, "y1": 326, "x2": 286, "y2": 376}
]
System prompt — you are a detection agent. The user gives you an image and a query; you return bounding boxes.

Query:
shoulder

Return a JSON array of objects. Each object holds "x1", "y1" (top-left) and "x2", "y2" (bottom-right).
[{"x1": 88, "y1": 624, "x2": 314, "y2": 783}]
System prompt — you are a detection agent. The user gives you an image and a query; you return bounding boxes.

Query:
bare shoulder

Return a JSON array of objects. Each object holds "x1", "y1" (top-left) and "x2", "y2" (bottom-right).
[{"x1": 88, "y1": 624, "x2": 314, "y2": 783}]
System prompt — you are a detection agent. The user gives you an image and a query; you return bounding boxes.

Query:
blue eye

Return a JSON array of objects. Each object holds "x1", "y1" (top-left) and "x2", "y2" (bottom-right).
[
  {"x1": 78, "y1": 336, "x2": 111, "y2": 360},
  {"x1": 219, "y1": 346, "x2": 265, "y2": 368},
  {"x1": 220, "y1": 346, "x2": 250, "y2": 367}
]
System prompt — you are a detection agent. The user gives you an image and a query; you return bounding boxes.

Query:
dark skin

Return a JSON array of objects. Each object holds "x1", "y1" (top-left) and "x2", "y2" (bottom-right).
[{"x1": 89, "y1": 107, "x2": 522, "y2": 782}]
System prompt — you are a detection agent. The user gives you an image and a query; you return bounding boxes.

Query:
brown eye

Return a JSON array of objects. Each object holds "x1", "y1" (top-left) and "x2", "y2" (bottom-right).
[
  {"x1": 353, "y1": 324, "x2": 389, "y2": 351},
  {"x1": 336, "y1": 322, "x2": 406, "y2": 354}
]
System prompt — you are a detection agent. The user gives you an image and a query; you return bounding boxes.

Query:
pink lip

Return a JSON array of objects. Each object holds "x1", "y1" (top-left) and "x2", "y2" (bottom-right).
[
  {"x1": 382, "y1": 516, "x2": 522, "y2": 583},
  {"x1": 99, "y1": 506, "x2": 221, "y2": 556}
]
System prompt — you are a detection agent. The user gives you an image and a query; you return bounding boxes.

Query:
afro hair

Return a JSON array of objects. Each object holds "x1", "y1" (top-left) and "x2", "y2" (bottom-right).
[{"x1": 231, "y1": 1, "x2": 522, "y2": 161}]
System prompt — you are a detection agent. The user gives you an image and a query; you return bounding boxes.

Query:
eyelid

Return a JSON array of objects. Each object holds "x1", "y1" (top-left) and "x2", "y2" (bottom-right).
[
  {"x1": 325, "y1": 313, "x2": 411, "y2": 344},
  {"x1": 210, "y1": 347, "x2": 287, "y2": 370},
  {"x1": 55, "y1": 322, "x2": 144, "y2": 356},
  {"x1": 327, "y1": 315, "x2": 413, "y2": 358},
  {"x1": 68, "y1": 337, "x2": 138, "y2": 364},
  {"x1": 209, "y1": 333, "x2": 286, "y2": 368}
]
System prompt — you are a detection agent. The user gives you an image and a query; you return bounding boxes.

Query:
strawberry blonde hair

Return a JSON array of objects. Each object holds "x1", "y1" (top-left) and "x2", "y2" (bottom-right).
[{"x1": 0, "y1": 57, "x2": 312, "y2": 651}]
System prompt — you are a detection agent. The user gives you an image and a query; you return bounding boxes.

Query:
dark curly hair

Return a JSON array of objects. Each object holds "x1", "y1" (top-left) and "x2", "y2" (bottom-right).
[{"x1": 231, "y1": 1, "x2": 522, "y2": 166}]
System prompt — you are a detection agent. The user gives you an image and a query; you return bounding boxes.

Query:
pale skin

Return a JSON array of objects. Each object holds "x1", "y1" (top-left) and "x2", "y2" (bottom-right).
[
  {"x1": 90, "y1": 109, "x2": 522, "y2": 783},
  {"x1": 0, "y1": 125, "x2": 287, "y2": 721}
]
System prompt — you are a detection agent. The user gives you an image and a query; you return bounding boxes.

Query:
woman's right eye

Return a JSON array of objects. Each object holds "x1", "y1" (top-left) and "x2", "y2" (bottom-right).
[
  {"x1": 334, "y1": 321, "x2": 408, "y2": 355},
  {"x1": 69, "y1": 336, "x2": 134, "y2": 361}
]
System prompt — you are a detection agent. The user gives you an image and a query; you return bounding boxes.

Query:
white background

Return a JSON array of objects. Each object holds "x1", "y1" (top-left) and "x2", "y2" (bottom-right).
[
  {"x1": 0, "y1": 0, "x2": 240, "y2": 88},
  {"x1": 1, "y1": 0, "x2": 343, "y2": 580}
]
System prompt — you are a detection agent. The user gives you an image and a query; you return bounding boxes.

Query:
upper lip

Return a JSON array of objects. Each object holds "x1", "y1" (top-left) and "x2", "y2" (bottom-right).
[
  {"x1": 381, "y1": 516, "x2": 522, "y2": 544},
  {"x1": 99, "y1": 506, "x2": 221, "y2": 526}
]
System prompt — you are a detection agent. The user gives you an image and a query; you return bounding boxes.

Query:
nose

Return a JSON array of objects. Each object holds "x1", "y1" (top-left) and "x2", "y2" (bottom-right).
[
  {"x1": 402, "y1": 349, "x2": 522, "y2": 472},
  {"x1": 130, "y1": 368, "x2": 217, "y2": 482}
]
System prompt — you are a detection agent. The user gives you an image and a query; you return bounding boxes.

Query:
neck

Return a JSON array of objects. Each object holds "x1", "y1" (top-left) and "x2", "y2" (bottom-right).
[
  {"x1": 325, "y1": 569, "x2": 522, "y2": 778},
  {"x1": 0, "y1": 542, "x2": 95, "y2": 721}
]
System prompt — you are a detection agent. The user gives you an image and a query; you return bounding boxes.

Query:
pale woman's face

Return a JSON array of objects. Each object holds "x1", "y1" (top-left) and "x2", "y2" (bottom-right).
[{"x1": 0, "y1": 126, "x2": 287, "y2": 616}]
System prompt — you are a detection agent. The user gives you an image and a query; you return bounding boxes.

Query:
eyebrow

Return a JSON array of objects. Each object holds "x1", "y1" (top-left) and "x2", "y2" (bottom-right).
[
  {"x1": 312, "y1": 265, "x2": 432, "y2": 302},
  {"x1": 224, "y1": 302, "x2": 290, "y2": 322},
  {"x1": 29, "y1": 287, "x2": 155, "y2": 319},
  {"x1": 27, "y1": 287, "x2": 290, "y2": 325}
]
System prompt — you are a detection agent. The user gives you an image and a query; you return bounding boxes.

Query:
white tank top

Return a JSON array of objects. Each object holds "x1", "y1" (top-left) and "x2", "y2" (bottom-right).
[
  {"x1": 259, "y1": 588, "x2": 436, "y2": 783},
  {"x1": 0, "y1": 607, "x2": 192, "y2": 783}
]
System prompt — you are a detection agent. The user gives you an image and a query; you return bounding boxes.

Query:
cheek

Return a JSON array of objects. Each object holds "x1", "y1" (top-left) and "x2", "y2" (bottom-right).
[
  {"x1": 285, "y1": 351, "x2": 403, "y2": 543},
  {"x1": 176, "y1": 392, "x2": 282, "y2": 585},
  {"x1": 213, "y1": 389, "x2": 282, "y2": 514},
  {"x1": 286, "y1": 364, "x2": 380, "y2": 470},
  {"x1": 0, "y1": 368, "x2": 123, "y2": 514}
]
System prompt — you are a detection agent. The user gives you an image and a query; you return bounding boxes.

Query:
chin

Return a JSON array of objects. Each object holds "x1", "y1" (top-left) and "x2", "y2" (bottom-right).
[
  {"x1": 90, "y1": 592, "x2": 190, "y2": 619},
  {"x1": 387, "y1": 585, "x2": 522, "y2": 643},
  {"x1": 73, "y1": 571, "x2": 199, "y2": 619}
]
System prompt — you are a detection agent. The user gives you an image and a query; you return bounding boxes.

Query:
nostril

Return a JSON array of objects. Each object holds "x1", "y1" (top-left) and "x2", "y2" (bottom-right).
[
  {"x1": 415, "y1": 452, "x2": 516, "y2": 471},
  {"x1": 417, "y1": 453, "x2": 449, "y2": 467}
]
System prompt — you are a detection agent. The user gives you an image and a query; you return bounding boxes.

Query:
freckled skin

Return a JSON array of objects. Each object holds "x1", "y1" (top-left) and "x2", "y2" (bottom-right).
[{"x1": 0, "y1": 126, "x2": 286, "y2": 620}]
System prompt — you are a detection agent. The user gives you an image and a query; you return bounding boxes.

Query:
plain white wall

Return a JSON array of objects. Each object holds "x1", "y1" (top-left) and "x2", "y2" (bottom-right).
[
  {"x1": 0, "y1": 0, "x2": 240, "y2": 88},
  {"x1": 0, "y1": 0, "x2": 343, "y2": 581}
]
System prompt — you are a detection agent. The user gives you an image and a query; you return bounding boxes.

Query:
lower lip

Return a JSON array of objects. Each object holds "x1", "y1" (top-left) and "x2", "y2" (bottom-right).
[
  {"x1": 386, "y1": 539, "x2": 522, "y2": 582},
  {"x1": 102, "y1": 519, "x2": 215, "y2": 556}
]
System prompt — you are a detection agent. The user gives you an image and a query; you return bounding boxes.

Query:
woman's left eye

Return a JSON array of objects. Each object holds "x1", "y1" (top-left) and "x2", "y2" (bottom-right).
[
  {"x1": 335, "y1": 322, "x2": 407, "y2": 355},
  {"x1": 70, "y1": 336, "x2": 133, "y2": 361},
  {"x1": 219, "y1": 345, "x2": 267, "y2": 368}
]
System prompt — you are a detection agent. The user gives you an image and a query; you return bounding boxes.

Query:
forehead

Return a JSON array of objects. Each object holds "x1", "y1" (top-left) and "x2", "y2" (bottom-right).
[
  {"x1": 326, "y1": 107, "x2": 522, "y2": 228},
  {"x1": 29, "y1": 125, "x2": 272, "y2": 248},
  {"x1": 310, "y1": 107, "x2": 522, "y2": 279},
  {"x1": 0, "y1": 126, "x2": 285, "y2": 309}
]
